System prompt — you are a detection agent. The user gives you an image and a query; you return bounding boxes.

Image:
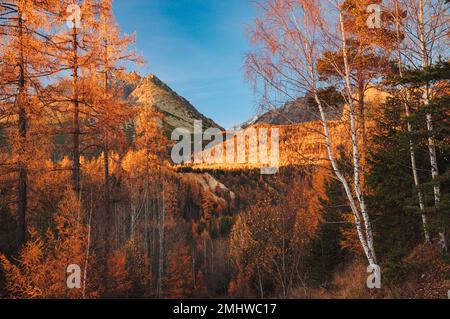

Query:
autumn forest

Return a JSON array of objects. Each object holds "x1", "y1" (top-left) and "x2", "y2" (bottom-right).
[{"x1": 0, "y1": 0, "x2": 449, "y2": 300}]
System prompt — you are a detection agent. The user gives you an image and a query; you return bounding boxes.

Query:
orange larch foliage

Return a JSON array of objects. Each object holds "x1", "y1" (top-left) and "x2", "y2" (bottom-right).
[
  {"x1": 105, "y1": 249, "x2": 132, "y2": 298},
  {"x1": 1, "y1": 188, "x2": 98, "y2": 298},
  {"x1": 0, "y1": 0, "x2": 64, "y2": 248},
  {"x1": 163, "y1": 242, "x2": 194, "y2": 299}
]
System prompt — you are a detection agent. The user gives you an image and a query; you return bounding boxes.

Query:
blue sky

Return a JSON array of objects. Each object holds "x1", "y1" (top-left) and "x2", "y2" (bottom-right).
[{"x1": 113, "y1": 0, "x2": 258, "y2": 128}]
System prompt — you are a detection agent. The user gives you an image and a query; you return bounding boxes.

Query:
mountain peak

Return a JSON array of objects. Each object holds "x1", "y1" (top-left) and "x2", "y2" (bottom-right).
[
  {"x1": 127, "y1": 73, "x2": 224, "y2": 132},
  {"x1": 145, "y1": 74, "x2": 165, "y2": 87}
]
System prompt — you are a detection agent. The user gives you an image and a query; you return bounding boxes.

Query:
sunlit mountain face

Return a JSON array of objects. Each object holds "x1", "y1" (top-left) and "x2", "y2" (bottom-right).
[{"x1": 124, "y1": 73, "x2": 223, "y2": 133}]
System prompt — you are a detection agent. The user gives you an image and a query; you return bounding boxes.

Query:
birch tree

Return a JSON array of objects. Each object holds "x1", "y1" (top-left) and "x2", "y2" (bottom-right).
[
  {"x1": 386, "y1": 0, "x2": 431, "y2": 243},
  {"x1": 393, "y1": 0, "x2": 448, "y2": 251},
  {"x1": 316, "y1": 0, "x2": 395, "y2": 170},
  {"x1": 246, "y1": 0, "x2": 377, "y2": 265}
]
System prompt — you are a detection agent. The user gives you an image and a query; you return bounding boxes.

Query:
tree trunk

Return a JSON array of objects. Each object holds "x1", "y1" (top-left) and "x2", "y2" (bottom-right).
[
  {"x1": 357, "y1": 78, "x2": 367, "y2": 191},
  {"x1": 357, "y1": 78, "x2": 367, "y2": 154},
  {"x1": 103, "y1": 145, "x2": 111, "y2": 239},
  {"x1": 407, "y1": 101, "x2": 431, "y2": 243},
  {"x1": 71, "y1": 25, "x2": 81, "y2": 197},
  {"x1": 315, "y1": 93, "x2": 376, "y2": 265},
  {"x1": 17, "y1": 11, "x2": 27, "y2": 250},
  {"x1": 157, "y1": 185, "x2": 165, "y2": 297},
  {"x1": 192, "y1": 245, "x2": 196, "y2": 289},
  {"x1": 101, "y1": 144, "x2": 112, "y2": 292},
  {"x1": 257, "y1": 265, "x2": 264, "y2": 299},
  {"x1": 338, "y1": 2, "x2": 377, "y2": 264},
  {"x1": 83, "y1": 191, "x2": 94, "y2": 299},
  {"x1": 394, "y1": 2, "x2": 430, "y2": 243},
  {"x1": 418, "y1": 0, "x2": 446, "y2": 252},
  {"x1": 303, "y1": 9, "x2": 376, "y2": 265}
]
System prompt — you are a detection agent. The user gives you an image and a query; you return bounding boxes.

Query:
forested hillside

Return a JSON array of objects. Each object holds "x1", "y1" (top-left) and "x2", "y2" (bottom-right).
[{"x1": 0, "y1": 0, "x2": 448, "y2": 299}]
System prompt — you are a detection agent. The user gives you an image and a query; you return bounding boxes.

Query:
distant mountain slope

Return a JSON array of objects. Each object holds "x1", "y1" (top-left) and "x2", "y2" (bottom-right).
[
  {"x1": 254, "y1": 98, "x2": 343, "y2": 125},
  {"x1": 233, "y1": 94, "x2": 344, "y2": 130},
  {"x1": 125, "y1": 73, "x2": 223, "y2": 132}
]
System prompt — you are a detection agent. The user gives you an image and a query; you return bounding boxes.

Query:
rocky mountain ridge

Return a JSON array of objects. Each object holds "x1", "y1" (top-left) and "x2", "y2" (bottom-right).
[{"x1": 124, "y1": 73, "x2": 223, "y2": 132}]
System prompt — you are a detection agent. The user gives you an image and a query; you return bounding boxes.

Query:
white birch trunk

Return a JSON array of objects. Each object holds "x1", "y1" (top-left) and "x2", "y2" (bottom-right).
[
  {"x1": 299, "y1": 3, "x2": 377, "y2": 265},
  {"x1": 337, "y1": 2, "x2": 377, "y2": 264},
  {"x1": 418, "y1": 0, "x2": 447, "y2": 252},
  {"x1": 313, "y1": 92, "x2": 376, "y2": 266},
  {"x1": 419, "y1": 0, "x2": 440, "y2": 204},
  {"x1": 82, "y1": 193, "x2": 93, "y2": 299},
  {"x1": 407, "y1": 104, "x2": 431, "y2": 243},
  {"x1": 394, "y1": 1, "x2": 430, "y2": 242}
]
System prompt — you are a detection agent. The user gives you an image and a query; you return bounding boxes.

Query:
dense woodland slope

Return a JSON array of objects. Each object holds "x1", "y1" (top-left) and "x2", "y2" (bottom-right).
[{"x1": 0, "y1": 0, "x2": 448, "y2": 299}]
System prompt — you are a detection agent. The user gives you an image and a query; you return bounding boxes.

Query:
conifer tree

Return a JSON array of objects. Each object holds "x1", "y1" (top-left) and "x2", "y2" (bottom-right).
[{"x1": 0, "y1": 0, "x2": 63, "y2": 248}]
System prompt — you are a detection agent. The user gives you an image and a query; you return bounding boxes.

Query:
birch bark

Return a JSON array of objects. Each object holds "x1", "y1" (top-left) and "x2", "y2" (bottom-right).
[
  {"x1": 337, "y1": 1, "x2": 377, "y2": 264},
  {"x1": 393, "y1": 0, "x2": 430, "y2": 243},
  {"x1": 417, "y1": 0, "x2": 446, "y2": 251}
]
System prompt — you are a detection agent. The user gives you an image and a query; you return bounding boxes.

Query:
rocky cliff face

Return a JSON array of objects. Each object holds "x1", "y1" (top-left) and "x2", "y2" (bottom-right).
[
  {"x1": 188, "y1": 87, "x2": 388, "y2": 171},
  {"x1": 125, "y1": 73, "x2": 223, "y2": 133}
]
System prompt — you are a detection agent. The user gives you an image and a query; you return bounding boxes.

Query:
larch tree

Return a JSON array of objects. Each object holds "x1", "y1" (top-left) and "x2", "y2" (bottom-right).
[
  {"x1": 90, "y1": 0, "x2": 140, "y2": 265},
  {"x1": 51, "y1": 0, "x2": 100, "y2": 197},
  {"x1": 164, "y1": 242, "x2": 194, "y2": 298},
  {"x1": 0, "y1": 0, "x2": 63, "y2": 249},
  {"x1": 0, "y1": 188, "x2": 97, "y2": 298}
]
